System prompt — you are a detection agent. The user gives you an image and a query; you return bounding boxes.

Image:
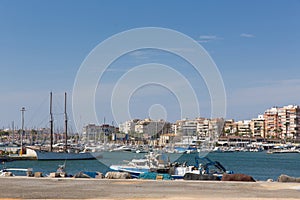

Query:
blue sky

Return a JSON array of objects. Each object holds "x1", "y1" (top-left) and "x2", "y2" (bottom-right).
[{"x1": 0, "y1": 0, "x2": 300, "y2": 131}]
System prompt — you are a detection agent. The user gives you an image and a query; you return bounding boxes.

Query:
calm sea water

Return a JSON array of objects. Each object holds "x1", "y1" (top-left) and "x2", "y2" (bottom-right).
[{"x1": 3, "y1": 151, "x2": 300, "y2": 181}]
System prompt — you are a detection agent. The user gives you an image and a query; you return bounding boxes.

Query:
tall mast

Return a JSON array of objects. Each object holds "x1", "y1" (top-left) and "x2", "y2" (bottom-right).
[
  {"x1": 12, "y1": 121, "x2": 14, "y2": 144},
  {"x1": 64, "y1": 92, "x2": 68, "y2": 152},
  {"x1": 50, "y1": 92, "x2": 53, "y2": 152}
]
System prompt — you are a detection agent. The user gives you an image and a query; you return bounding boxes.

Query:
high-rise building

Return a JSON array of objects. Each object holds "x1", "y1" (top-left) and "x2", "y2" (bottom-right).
[
  {"x1": 263, "y1": 107, "x2": 279, "y2": 138},
  {"x1": 263, "y1": 105, "x2": 300, "y2": 140},
  {"x1": 278, "y1": 105, "x2": 300, "y2": 140}
]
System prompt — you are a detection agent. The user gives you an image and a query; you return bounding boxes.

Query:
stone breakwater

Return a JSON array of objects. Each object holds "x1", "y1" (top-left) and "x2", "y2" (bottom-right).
[{"x1": 0, "y1": 177, "x2": 299, "y2": 199}]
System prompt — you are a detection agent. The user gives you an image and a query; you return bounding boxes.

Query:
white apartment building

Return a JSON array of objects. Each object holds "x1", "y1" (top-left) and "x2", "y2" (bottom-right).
[
  {"x1": 196, "y1": 117, "x2": 210, "y2": 137},
  {"x1": 174, "y1": 117, "x2": 224, "y2": 142},
  {"x1": 119, "y1": 118, "x2": 171, "y2": 140},
  {"x1": 118, "y1": 119, "x2": 140, "y2": 134},
  {"x1": 250, "y1": 115, "x2": 265, "y2": 138},
  {"x1": 236, "y1": 120, "x2": 251, "y2": 136},
  {"x1": 135, "y1": 118, "x2": 168, "y2": 138},
  {"x1": 223, "y1": 119, "x2": 237, "y2": 136},
  {"x1": 174, "y1": 118, "x2": 197, "y2": 136}
]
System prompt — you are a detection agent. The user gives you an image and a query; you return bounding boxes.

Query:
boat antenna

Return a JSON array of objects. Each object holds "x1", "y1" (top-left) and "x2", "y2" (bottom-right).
[
  {"x1": 64, "y1": 92, "x2": 68, "y2": 152},
  {"x1": 50, "y1": 92, "x2": 53, "y2": 152}
]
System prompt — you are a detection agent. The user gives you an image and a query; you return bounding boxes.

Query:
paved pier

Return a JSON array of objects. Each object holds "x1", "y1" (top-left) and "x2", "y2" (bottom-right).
[{"x1": 0, "y1": 177, "x2": 300, "y2": 199}]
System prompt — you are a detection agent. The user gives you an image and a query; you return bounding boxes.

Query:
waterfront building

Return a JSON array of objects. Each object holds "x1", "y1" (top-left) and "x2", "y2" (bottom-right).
[
  {"x1": 263, "y1": 107, "x2": 279, "y2": 138},
  {"x1": 196, "y1": 117, "x2": 210, "y2": 138},
  {"x1": 250, "y1": 115, "x2": 265, "y2": 138},
  {"x1": 174, "y1": 118, "x2": 197, "y2": 137},
  {"x1": 118, "y1": 119, "x2": 140, "y2": 134},
  {"x1": 223, "y1": 119, "x2": 237, "y2": 136},
  {"x1": 83, "y1": 104, "x2": 300, "y2": 145},
  {"x1": 134, "y1": 118, "x2": 170, "y2": 139},
  {"x1": 233, "y1": 120, "x2": 251, "y2": 137},
  {"x1": 174, "y1": 117, "x2": 224, "y2": 144},
  {"x1": 173, "y1": 118, "x2": 198, "y2": 145},
  {"x1": 263, "y1": 105, "x2": 300, "y2": 140},
  {"x1": 209, "y1": 118, "x2": 225, "y2": 140},
  {"x1": 223, "y1": 118, "x2": 264, "y2": 139},
  {"x1": 277, "y1": 105, "x2": 300, "y2": 140},
  {"x1": 224, "y1": 118, "x2": 263, "y2": 138},
  {"x1": 119, "y1": 118, "x2": 171, "y2": 141},
  {"x1": 82, "y1": 124, "x2": 117, "y2": 144},
  {"x1": 158, "y1": 133, "x2": 176, "y2": 146}
]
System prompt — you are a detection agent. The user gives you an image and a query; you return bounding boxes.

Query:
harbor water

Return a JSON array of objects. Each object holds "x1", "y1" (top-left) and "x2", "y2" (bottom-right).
[{"x1": 2, "y1": 151, "x2": 300, "y2": 181}]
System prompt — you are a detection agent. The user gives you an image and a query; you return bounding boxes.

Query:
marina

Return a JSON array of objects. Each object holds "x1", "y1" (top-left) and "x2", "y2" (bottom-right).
[
  {"x1": 1, "y1": 1, "x2": 299, "y2": 199},
  {"x1": 1, "y1": 151, "x2": 300, "y2": 181}
]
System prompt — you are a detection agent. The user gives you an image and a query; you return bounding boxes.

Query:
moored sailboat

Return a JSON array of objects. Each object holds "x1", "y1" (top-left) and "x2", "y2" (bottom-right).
[
  {"x1": 31, "y1": 148, "x2": 102, "y2": 160},
  {"x1": 30, "y1": 92, "x2": 102, "y2": 160}
]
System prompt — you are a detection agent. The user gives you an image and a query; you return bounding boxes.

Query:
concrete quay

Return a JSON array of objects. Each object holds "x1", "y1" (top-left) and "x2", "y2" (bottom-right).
[{"x1": 0, "y1": 177, "x2": 299, "y2": 200}]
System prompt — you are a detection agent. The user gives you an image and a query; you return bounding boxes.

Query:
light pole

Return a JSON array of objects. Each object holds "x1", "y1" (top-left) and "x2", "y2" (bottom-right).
[{"x1": 20, "y1": 107, "x2": 26, "y2": 155}]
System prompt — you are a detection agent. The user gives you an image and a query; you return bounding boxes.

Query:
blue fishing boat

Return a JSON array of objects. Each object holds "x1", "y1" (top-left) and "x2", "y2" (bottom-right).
[{"x1": 110, "y1": 152, "x2": 232, "y2": 179}]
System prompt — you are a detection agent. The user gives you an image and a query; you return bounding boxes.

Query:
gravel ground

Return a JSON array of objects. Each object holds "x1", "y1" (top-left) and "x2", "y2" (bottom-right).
[{"x1": 0, "y1": 177, "x2": 300, "y2": 200}]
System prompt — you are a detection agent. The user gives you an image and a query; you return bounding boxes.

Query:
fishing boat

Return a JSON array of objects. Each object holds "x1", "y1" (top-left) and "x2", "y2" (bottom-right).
[
  {"x1": 109, "y1": 145, "x2": 133, "y2": 152},
  {"x1": 110, "y1": 152, "x2": 232, "y2": 179},
  {"x1": 110, "y1": 152, "x2": 170, "y2": 178},
  {"x1": 171, "y1": 156, "x2": 232, "y2": 179},
  {"x1": 267, "y1": 146, "x2": 300, "y2": 154},
  {"x1": 0, "y1": 161, "x2": 32, "y2": 176},
  {"x1": 30, "y1": 92, "x2": 102, "y2": 160}
]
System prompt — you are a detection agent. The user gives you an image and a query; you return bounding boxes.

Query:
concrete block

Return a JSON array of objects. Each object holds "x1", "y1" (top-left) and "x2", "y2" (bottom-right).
[
  {"x1": 156, "y1": 174, "x2": 163, "y2": 180},
  {"x1": 49, "y1": 172, "x2": 60, "y2": 178},
  {"x1": 34, "y1": 172, "x2": 43, "y2": 178},
  {"x1": 95, "y1": 172, "x2": 104, "y2": 179},
  {"x1": 2, "y1": 172, "x2": 13, "y2": 177}
]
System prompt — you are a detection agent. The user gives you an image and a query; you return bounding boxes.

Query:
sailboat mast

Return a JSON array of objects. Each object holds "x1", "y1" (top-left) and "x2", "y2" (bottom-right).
[
  {"x1": 50, "y1": 92, "x2": 53, "y2": 152},
  {"x1": 64, "y1": 92, "x2": 68, "y2": 152},
  {"x1": 12, "y1": 121, "x2": 14, "y2": 144}
]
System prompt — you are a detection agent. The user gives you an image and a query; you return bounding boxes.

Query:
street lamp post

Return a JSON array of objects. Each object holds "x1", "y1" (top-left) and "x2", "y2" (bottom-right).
[{"x1": 20, "y1": 107, "x2": 26, "y2": 155}]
